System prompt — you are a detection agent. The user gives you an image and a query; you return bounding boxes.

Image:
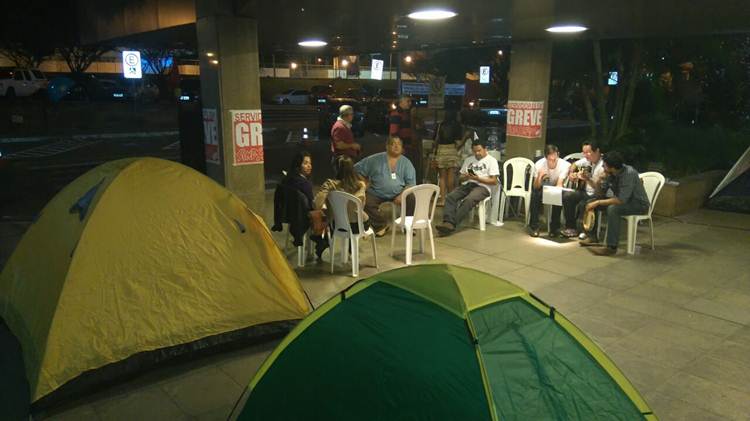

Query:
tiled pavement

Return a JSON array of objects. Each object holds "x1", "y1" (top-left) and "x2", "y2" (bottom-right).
[{"x1": 4, "y1": 206, "x2": 750, "y2": 421}]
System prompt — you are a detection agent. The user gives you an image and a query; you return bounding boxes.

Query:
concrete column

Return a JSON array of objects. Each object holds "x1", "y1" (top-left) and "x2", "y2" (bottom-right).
[
  {"x1": 195, "y1": 0, "x2": 265, "y2": 211},
  {"x1": 506, "y1": 0, "x2": 554, "y2": 160}
]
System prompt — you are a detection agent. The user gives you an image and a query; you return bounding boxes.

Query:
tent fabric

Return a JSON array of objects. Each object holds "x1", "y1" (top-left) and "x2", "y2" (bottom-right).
[
  {"x1": 0, "y1": 157, "x2": 310, "y2": 406},
  {"x1": 708, "y1": 145, "x2": 750, "y2": 213},
  {"x1": 234, "y1": 264, "x2": 656, "y2": 421}
]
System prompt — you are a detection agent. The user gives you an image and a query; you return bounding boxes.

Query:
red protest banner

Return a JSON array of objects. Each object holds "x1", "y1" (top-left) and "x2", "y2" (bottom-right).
[
  {"x1": 231, "y1": 110, "x2": 264, "y2": 166},
  {"x1": 506, "y1": 100, "x2": 544, "y2": 139}
]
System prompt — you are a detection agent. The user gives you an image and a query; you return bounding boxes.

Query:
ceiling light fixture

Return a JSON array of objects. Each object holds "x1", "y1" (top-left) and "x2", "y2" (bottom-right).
[
  {"x1": 545, "y1": 25, "x2": 587, "y2": 33},
  {"x1": 408, "y1": 9, "x2": 457, "y2": 20},
  {"x1": 290, "y1": 62, "x2": 298, "y2": 69},
  {"x1": 298, "y1": 39, "x2": 328, "y2": 47},
  {"x1": 341, "y1": 59, "x2": 349, "y2": 67}
]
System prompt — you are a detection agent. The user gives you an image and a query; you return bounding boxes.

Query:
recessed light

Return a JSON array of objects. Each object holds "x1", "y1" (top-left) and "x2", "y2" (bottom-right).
[
  {"x1": 408, "y1": 9, "x2": 457, "y2": 20},
  {"x1": 545, "y1": 25, "x2": 587, "y2": 33},
  {"x1": 298, "y1": 40, "x2": 327, "y2": 47}
]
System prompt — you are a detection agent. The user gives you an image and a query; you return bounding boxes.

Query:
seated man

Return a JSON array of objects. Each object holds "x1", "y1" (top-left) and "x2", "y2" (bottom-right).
[
  {"x1": 561, "y1": 141, "x2": 606, "y2": 238},
  {"x1": 528, "y1": 144, "x2": 571, "y2": 237},
  {"x1": 582, "y1": 151, "x2": 651, "y2": 256},
  {"x1": 354, "y1": 136, "x2": 416, "y2": 237},
  {"x1": 436, "y1": 141, "x2": 499, "y2": 236}
]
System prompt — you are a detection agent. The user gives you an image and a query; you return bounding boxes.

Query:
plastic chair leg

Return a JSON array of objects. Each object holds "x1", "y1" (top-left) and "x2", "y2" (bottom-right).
[
  {"x1": 351, "y1": 236, "x2": 359, "y2": 277},
  {"x1": 478, "y1": 202, "x2": 486, "y2": 231},
  {"x1": 428, "y1": 224, "x2": 436, "y2": 260},
  {"x1": 405, "y1": 227, "x2": 413, "y2": 265},
  {"x1": 330, "y1": 236, "x2": 336, "y2": 274},
  {"x1": 498, "y1": 194, "x2": 506, "y2": 225},
  {"x1": 419, "y1": 229, "x2": 425, "y2": 254},
  {"x1": 649, "y1": 218, "x2": 655, "y2": 250},
  {"x1": 626, "y1": 217, "x2": 637, "y2": 255},
  {"x1": 371, "y1": 235, "x2": 379, "y2": 268},
  {"x1": 343, "y1": 239, "x2": 349, "y2": 263},
  {"x1": 390, "y1": 222, "x2": 397, "y2": 257}
]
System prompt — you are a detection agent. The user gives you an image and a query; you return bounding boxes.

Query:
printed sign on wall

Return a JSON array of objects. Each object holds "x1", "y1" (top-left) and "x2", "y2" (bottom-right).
[
  {"x1": 230, "y1": 110, "x2": 264, "y2": 166},
  {"x1": 506, "y1": 101, "x2": 544, "y2": 139},
  {"x1": 202, "y1": 109, "x2": 219, "y2": 164},
  {"x1": 371, "y1": 59, "x2": 384, "y2": 80}
]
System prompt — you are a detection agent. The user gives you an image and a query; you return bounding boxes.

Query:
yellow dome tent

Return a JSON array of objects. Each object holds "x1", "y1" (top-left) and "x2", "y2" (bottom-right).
[{"x1": 0, "y1": 157, "x2": 310, "y2": 409}]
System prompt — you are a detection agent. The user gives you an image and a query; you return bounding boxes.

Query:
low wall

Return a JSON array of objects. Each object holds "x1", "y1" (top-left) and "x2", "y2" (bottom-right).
[{"x1": 653, "y1": 170, "x2": 726, "y2": 217}]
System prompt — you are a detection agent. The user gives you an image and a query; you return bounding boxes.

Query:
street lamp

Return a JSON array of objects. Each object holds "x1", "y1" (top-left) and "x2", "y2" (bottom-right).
[
  {"x1": 290, "y1": 62, "x2": 298, "y2": 69},
  {"x1": 497, "y1": 50, "x2": 503, "y2": 56},
  {"x1": 404, "y1": 55, "x2": 413, "y2": 64},
  {"x1": 341, "y1": 59, "x2": 349, "y2": 67}
]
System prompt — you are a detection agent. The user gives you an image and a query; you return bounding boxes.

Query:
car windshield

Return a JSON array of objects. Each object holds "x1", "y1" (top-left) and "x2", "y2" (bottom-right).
[
  {"x1": 282, "y1": 89, "x2": 295, "y2": 94},
  {"x1": 31, "y1": 70, "x2": 45, "y2": 79}
]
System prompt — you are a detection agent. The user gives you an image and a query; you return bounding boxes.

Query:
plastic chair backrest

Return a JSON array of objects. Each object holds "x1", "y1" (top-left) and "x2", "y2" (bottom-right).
[
  {"x1": 503, "y1": 158, "x2": 535, "y2": 194},
  {"x1": 401, "y1": 184, "x2": 439, "y2": 226},
  {"x1": 639, "y1": 171, "x2": 666, "y2": 217},
  {"x1": 562, "y1": 152, "x2": 585, "y2": 162},
  {"x1": 327, "y1": 191, "x2": 364, "y2": 236}
]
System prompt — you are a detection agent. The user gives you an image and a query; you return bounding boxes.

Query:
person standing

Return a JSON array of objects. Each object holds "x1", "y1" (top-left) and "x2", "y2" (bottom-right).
[
  {"x1": 431, "y1": 109, "x2": 463, "y2": 206},
  {"x1": 389, "y1": 95, "x2": 422, "y2": 182},
  {"x1": 435, "y1": 141, "x2": 499, "y2": 236},
  {"x1": 354, "y1": 137, "x2": 416, "y2": 237},
  {"x1": 528, "y1": 144, "x2": 571, "y2": 238},
  {"x1": 584, "y1": 151, "x2": 651, "y2": 256},
  {"x1": 331, "y1": 105, "x2": 361, "y2": 161}
]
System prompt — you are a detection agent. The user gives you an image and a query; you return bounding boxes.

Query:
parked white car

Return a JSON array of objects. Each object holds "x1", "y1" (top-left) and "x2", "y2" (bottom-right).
[
  {"x1": 0, "y1": 68, "x2": 48, "y2": 98},
  {"x1": 273, "y1": 89, "x2": 311, "y2": 105}
]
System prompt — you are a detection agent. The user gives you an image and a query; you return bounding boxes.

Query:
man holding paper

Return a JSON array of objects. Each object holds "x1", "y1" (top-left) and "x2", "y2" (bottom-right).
[{"x1": 528, "y1": 144, "x2": 570, "y2": 238}]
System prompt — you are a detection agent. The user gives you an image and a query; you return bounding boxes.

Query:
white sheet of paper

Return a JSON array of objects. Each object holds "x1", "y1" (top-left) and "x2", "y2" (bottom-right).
[{"x1": 542, "y1": 186, "x2": 574, "y2": 206}]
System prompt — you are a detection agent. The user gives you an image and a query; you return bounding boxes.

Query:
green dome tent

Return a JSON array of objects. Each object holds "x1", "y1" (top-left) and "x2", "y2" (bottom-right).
[{"x1": 232, "y1": 264, "x2": 656, "y2": 421}]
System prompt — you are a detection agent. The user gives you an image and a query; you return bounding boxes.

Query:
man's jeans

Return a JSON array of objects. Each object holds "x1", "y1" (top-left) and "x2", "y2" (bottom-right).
[
  {"x1": 603, "y1": 201, "x2": 649, "y2": 248},
  {"x1": 443, "y1": 183, "x2": 490, "y2": 226},
  {"x1": 529, "y1": 187, "x2": 562, "y2": 232},
  {"x1": 365, "y1": 194, "x2": 415, "y2": 231},
  {"x1": 562, "y1": 190, "x2": 590, "y2": 230}
]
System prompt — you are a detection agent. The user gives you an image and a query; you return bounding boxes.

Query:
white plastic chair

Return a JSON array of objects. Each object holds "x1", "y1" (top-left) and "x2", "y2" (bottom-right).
[
  {"x1": 284, "y1": 229, "x2": 313, "y2": 268},
  {"x1": 469, "y1": 181, "x2": 499, "y2": 231},
  {"x1": 326, "y1": 191, "x2": 378, "y2": 277},
  {"x1": 563, "y1": 152, "x2": 585, "y2": 162},
  {"x1": 498, "y1": 158, "x2": 535, "y2": 226},
  {"x1": 390, "y1": 184, "x2": 439, "y2": 265},
  {"x1": 623, "y1": 172, "x2": 665, "y2": 255},
  {"x1": 601, "y1": 172, "x2": 665, "y2": 254}
]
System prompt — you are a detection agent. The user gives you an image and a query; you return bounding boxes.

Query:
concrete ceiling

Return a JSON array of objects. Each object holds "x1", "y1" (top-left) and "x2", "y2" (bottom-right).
[{"x1": 77, "y1": 0, "x2": 750, "y2": 52}]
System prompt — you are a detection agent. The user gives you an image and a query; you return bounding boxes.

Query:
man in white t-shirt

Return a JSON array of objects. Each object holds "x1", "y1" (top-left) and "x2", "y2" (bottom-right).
[
  {"x1": 436, "y1": 141, "x2": 499, "y2": 236},
  {"x1": 562, "y1": 141, "x2": 606, "y2": 238},
  {"x1": 529, "y1": 144, "x2": 571, "y2": 237}
]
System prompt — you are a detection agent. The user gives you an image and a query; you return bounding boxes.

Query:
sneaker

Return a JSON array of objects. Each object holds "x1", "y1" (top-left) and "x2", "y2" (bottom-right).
[
  {"x1": 528, "y1": 227, "x2": 540, "y2": 238},
  {"x1": 579, "y1": 237, "x2": 601, "y2": 247},
  {"x1": 578, "y1": 232, "x2": 588, "y2": 240},
  {"x1": 436, "y1": 222, "x2": 455, "y2": 235},
  {"x1": 589, "y1": 246, "x2": 617, "y2": 256},
  {"x1": 562, "y1": 228, "x2": 578, "y2": 238},
  {"x1": 374, "y1": 226, "x2": 389, "y2": 237}
]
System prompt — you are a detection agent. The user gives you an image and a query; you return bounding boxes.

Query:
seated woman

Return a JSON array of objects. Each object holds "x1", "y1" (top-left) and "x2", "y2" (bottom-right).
[
  {"x1": 314, "y1": 155, "x2": 369, "y2": 234},
  {"x1": 281, "y1": 151, "x2": 328, "y2": 259}
]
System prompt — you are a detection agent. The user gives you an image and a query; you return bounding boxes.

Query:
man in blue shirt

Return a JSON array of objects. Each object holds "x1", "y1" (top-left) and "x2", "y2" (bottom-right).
[{"x1": 355, "y1": 137, "x2": 416, "y2": 236}]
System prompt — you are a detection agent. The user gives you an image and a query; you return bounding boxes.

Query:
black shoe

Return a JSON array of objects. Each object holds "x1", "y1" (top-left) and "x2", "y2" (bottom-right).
[
  {"x1": 549, "y1": 229, "x2": 561, "y2": 238},
  {"x1": 315, "y1": 240, "x2": 329, "y2": 260},
  {"x1": 529, "y1": 227, "x2": 540, "y2": 238}
]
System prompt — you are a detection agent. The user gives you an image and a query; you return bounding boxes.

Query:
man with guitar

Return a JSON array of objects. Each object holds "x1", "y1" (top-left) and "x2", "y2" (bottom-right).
[{"x1": 561, "y1": 141, "x2": 606, "y2": 238}]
